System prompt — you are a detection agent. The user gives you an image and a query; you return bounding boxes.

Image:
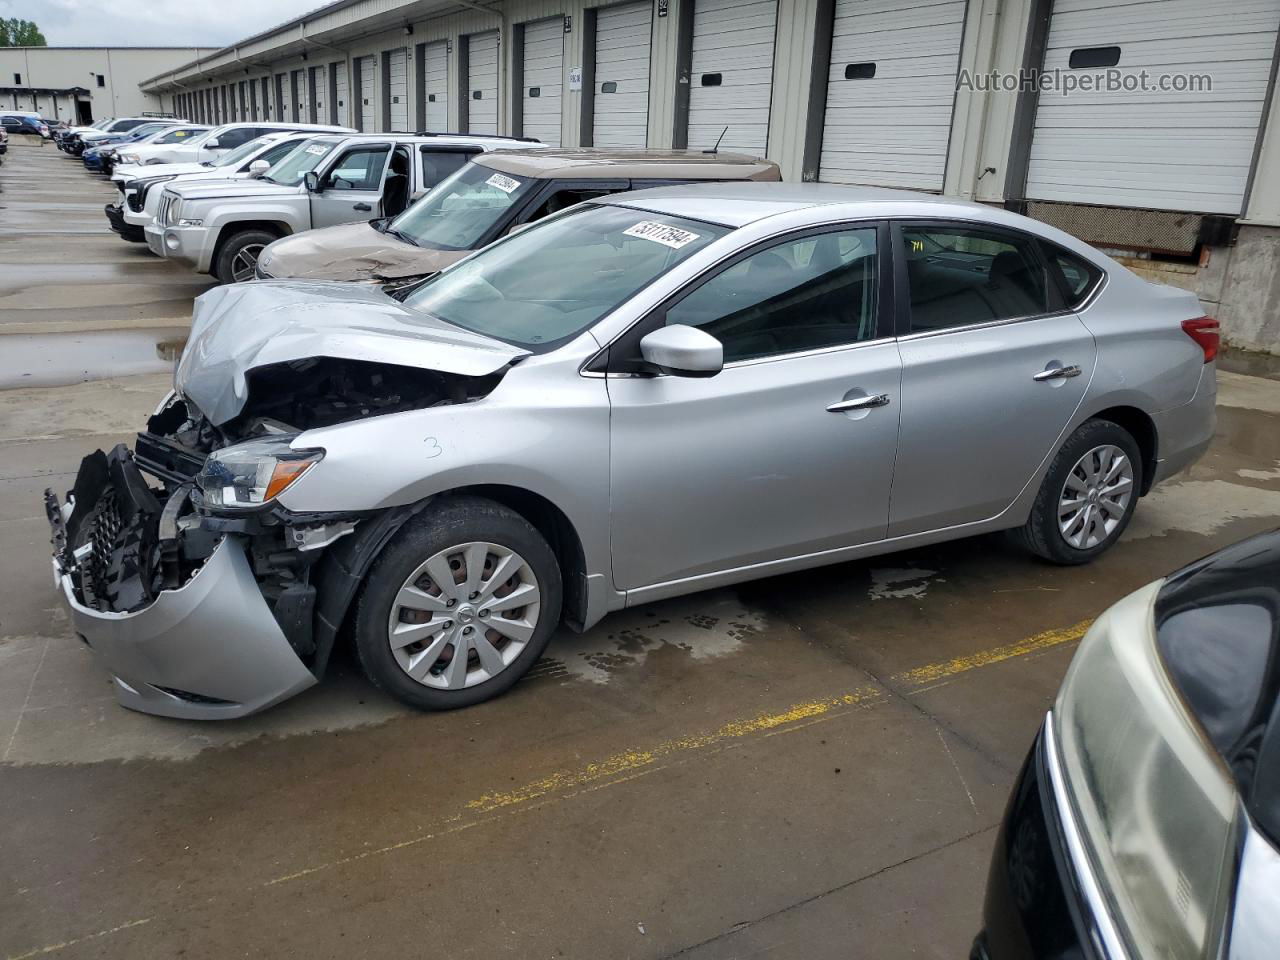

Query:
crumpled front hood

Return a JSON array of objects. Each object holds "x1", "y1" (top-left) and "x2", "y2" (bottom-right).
[
  {"x1": 167, "y1": 178, "x2": 298, "y2": 202},
  {"x1": 176, "y1": 281, "x2": 530, "y2": 425},
  {"x1": 259, "y1": 221, "x2": 469, "y2": 281}
]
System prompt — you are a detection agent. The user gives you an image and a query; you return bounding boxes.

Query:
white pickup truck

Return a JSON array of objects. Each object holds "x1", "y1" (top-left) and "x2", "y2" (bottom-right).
[
  {"x1": 106, "y1": 132, "x2": 315, "y2": 243},
  {"x1": 113, "y1": 120, "x2": 353, "y2": 170},
  {"x1": 147, "y1": 133, "x2": 543, "y2": 282}
]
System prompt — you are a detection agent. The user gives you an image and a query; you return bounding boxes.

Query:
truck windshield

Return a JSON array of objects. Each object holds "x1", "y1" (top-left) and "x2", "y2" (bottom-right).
[
  {"x1": 387, "y1": 162, "x2": 538, "y2": 251},
  {"x1": 211, "y1": 136, "x2": 276, "y2": 168},
  {"x1": 263, "y1": 140, "x2": 338, "y2": 185},
  {"x1": 403, "y1": 204, "x2": 730, "y2": 351}
]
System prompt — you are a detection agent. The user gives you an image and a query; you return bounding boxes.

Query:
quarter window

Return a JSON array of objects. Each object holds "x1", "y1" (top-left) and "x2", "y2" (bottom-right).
[
  {"x1": 665, "y1": 228, "x2": 880, "y2": 363},
  {"x1": 1045, "y1": 245, "x2": 1103, "y2": 308},
  {"x1": 327, "y1": 145, "x2": 390, "y2": 190},
  {"x1": 901, "y1": 225, "x2": 1059, "y2": 333},
  {"x1": 420, "y1": 148, "x2": 479, "y2": 189}
]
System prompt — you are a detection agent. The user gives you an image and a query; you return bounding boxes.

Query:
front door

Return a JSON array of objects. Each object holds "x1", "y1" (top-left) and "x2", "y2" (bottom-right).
[
  {"x1": 607, "y1": 223, "x2": 900, "y2": 591},
  {"x1": 310, "y1": 143, "x2": 392, "y2": 229},
  {"x1": 888, "y1": 221, "x2": 1098, "y2": 537}
]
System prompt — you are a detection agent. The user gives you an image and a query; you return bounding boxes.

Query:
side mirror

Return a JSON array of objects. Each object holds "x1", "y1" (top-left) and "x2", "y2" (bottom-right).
[
  {"x1": 304, "y1": 171, "x2": 322, "y2": 193},
  {"x1": 204, "y1": 137, "x2": 220, "y2": 149},
  {"x1": 638, "y1": 325, "x2": 723, "y2": 378},
  {"x1": 248, "y1": 159, "x2": 270, "y2": 178}
]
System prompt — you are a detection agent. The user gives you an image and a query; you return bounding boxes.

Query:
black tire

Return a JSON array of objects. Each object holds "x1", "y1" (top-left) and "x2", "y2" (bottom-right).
[
  {"x1": 1013, "y1": 419, "x2": 1144, "y2": 565},
  {"x1": 213, "y1": 228, "x2": 277, "y2": 284},
  {"x1": 353, "y1": 496, "x2": 563, "y2": 711}
]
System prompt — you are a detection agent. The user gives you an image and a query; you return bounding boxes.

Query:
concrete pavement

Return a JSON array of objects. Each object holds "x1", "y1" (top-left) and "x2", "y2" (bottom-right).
[{"x1": 3, "y1": 139, "x2": 1280, "y2": 960}]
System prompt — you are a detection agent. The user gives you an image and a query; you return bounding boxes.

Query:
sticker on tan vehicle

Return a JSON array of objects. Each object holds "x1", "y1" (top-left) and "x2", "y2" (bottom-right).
[{"x1": 485, "y1": 173, "x2": 522, "y2": 194}]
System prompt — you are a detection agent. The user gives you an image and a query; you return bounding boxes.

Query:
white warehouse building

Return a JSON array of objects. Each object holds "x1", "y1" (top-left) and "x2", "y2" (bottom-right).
[{"x1": 136, "y1": 0, "x2": 1280, "y2": 357}]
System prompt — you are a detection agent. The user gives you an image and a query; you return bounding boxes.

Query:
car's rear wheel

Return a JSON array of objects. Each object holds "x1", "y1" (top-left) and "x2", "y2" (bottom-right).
[
  {"x1": 354, "y1": 496, "x2": 562, "y2": 711},
  {"x1": 1014, "y1": 419, "x2": 1143, "y2": 564},
  {"x1": 214, "y1": 229, "x2": 276, "y2": 284}
]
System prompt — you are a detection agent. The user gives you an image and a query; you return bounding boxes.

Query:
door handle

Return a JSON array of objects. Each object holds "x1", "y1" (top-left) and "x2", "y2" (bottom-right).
[
  {"x1": 827, "y1": 393, "x2": 890, "y2": 413},
  {"x1": 353, "y1": 202, "x2": 372, "y2": 211},
  {"x1": 1033, "y1": 364, "x2": 1082, "y2": 382}
]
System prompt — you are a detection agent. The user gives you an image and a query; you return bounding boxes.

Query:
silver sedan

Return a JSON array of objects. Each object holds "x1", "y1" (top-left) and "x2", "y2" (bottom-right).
[{"x1": 48, "y1": 183, "x2": 1218, "y2": 718}]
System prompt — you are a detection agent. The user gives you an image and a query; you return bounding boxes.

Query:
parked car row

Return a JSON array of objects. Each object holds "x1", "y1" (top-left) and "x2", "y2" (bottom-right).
[{"x1": 1, "y1": 111, "x2": 51, "y2": 138}]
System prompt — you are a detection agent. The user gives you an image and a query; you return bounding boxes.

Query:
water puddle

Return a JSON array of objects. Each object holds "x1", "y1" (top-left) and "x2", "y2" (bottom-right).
[{"x1": 0, "y1": 328, "x2": 187, "y2": 389}]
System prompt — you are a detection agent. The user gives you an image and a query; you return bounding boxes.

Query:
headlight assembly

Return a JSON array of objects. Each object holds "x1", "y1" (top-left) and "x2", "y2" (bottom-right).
[{"x1": 196, "y1": 436, "x2": 323, "y2": 511}]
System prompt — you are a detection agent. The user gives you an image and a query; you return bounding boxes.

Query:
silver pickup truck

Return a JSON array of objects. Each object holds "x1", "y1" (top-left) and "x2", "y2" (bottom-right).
[{"x1": 147, "y1": 132, "x2": 543, "y2": 282}]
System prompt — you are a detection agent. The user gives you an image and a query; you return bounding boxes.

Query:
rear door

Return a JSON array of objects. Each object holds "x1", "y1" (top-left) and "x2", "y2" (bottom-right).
[
  {"x1": 888, "y1": 221, "x2": 1098, "y2": 537},
  {"x1": 311, "y1": 142, "x2": 393, "y2": 228}
]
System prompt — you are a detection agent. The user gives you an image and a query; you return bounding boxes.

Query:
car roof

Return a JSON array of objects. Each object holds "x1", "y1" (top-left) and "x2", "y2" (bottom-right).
[
  {"x1": 598, "y1": 181, "x2": 1003, "y2": 228},
  {"x1": 475, "y1": 148, "x2": 779, "y2": 180}
]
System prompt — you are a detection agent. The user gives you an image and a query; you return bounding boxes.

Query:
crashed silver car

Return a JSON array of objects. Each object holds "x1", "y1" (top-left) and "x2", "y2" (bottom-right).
[{"x1": 47, "y1": 183, "x2": 1217, "y2": 719}]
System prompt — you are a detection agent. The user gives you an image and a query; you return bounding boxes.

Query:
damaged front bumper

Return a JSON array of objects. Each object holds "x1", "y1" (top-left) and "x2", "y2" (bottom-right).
[
  {"x1": 104, "y1": 202, "x2": 145, "y2": 243},
  {"x1": 46, "y1": 443, "x2": 324, "y2": 720}
]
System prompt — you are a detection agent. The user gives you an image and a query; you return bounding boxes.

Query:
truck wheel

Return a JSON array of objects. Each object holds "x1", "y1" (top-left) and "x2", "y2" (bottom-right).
[
  {"x1": 214, "y1": 229, "x2": 277, "y2": 283},
  {"x1": 1013, "y1": 419, "x2": 1143, "y2": 565},
  {"x1": 353, "y1": 496, "x2": 563, "y2": 711}
]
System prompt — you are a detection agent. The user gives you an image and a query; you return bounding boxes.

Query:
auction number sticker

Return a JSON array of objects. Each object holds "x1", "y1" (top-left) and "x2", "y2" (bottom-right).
[
  {"x1": 304, "y1": 144, "x2": 329, "y2": 155},
  {"x1": 485, "y1": 173, "x2": 523, "y2": 194},
  {"x1": 623, "y1": 220, "x2": 700, "y2": 249}
]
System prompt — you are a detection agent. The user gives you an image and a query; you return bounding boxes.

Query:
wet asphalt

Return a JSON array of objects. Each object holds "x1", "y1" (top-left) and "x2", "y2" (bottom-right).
[{"x1": 2, "y1": 140, "x2": 1280, "y2": 959}]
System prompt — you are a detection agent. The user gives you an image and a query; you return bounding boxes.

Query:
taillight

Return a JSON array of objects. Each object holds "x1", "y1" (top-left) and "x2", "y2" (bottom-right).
[{"x1": 1181, "y1": 317, "x2": 1219, "y2": 363}]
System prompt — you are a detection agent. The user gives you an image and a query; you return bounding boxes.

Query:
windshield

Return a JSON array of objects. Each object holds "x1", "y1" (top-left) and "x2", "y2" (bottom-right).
[
  {"x1": 390, "y1": 162, "x2": 538, "y2": 251},
  {"x1": 212, "y1": 136, "x2": 276, "y2": 168},
  {"x1": 153, "y1": 127, "x2": 204, "y2": 145},
  {"x1": 404, "y1": 204, "x2": 731, "y2": 350},
  {"x1": 264, "y1": 139, "x2": 338, "y2": 185}
]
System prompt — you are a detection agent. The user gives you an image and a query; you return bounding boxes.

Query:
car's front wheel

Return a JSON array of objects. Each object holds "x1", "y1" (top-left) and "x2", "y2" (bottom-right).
[
  {"x1": 1014, "y1": 419, "x2": 1143, "y2": 564},
  {"x1": 354, "y1": 496, "x2": 563, "y2": 711},
  {"x1": 214, "y1": 229, "x2": 277, "y2": 284}
]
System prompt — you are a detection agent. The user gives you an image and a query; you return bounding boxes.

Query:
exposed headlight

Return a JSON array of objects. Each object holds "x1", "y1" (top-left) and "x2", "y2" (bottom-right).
[
  {"x1": 118, "y1": 153, "x2": 140, "y2": 164},
  {"x1": 177, "y1": 218, "x2": 204, "y2": 227},
  {"x1": 196, "y1": 436, "x2": 323, "y2": 511},
  {"x1": 1052, "y1": 583, "x2": 1238, "y2": 959}
]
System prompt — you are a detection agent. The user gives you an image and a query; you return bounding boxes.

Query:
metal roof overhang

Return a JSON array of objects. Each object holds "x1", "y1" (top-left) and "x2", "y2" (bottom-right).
[{"x1": 139, "y1": 0, "x2": 497, "y2": 92}]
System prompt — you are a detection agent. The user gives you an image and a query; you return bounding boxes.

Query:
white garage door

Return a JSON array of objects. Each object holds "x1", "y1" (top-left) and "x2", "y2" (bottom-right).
[
  {"x1": 687, "y1": 0, "x2": 777, "y2": 156},
  {"x1": 309, "y1": 65, "x2": 327, "y2": 122},
  {"x1": 593, "y1": 1, "x2": 652, "y2": 147},
  {"x1": 1026, "y1": 0, "x2": 1280, "y2": 214},
  {"x1": 467, "y1": 32, "x2": 500, "y2": 134},
  {"x1": 522, "y1": 17, "x2": 564, "y2": 146},
  {"x1": 333, "y1": 62, "x2": 349, "y2": 126},
  {"x1": 277, "y1": 74, "x2": 291, "y2": 122},
  {"x1": 387, "y1": 48, "x2": 409, "y2": 130},
  {"x1": 819, "y1": 0, "x2": 966, "y2": 190},
  {"x1": 358, "y1": 55, "x2": 377, "y2": 131},
  {"x1": 422, "y1": 41, "x2": 449, "y2": 131}
]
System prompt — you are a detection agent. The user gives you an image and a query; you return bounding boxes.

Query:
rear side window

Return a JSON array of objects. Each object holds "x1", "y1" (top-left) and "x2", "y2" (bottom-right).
[
  {"x1": 1044, "y1": 244, "x2": 1103, "y2": 308},
  {"x1": 420, "y1": 148, "x2": 479, "y2": 189},
  {"x1": 215, "y1": 126, "x2": 258, "y2": 149},
  {"x1": 900, "y1": 224, "x2": 1060, "y2": 333}
]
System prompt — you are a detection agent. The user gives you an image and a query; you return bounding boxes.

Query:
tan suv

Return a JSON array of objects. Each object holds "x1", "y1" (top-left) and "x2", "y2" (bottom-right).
[{"x1": 254, "y1": 148, "x2": 780, "y2": 288}]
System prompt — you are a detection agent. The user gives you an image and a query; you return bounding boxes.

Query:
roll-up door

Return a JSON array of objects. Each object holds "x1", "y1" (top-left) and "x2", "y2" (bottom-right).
[
  {"x1": 1025, "y1": 0, "x2": 1280, "y2": 214},
  {"x1": 309, "y1": 65, "x2": 327, "y2": 123},
  {"x1": 334, "y1": 61, "x2": 350, "y2": 126},
  {"x1": 387, "y1": 48, "x2": 409, "y2": 130},
  {"x1": 249, "y1": 81, "x2": 259, "y2": 120},
  {"x1": 422, "y1": 41, "x2": 449, "y2": 131},
  {"x1": 819, "y1": 0, "x2": 966, "y2": 190},
  {"x1": 467, "y1": 31, "x2": 500, "y2": 134},
  {"x1": 239, "y1": 81, "x2": 248, "y2": 121},
  {"x1": 593, "y1": 1, "x2": 652, "y2": 147},
  {"x1": 522, "y1": 17, "x2": 564, "y2": 146},
  {"x1": 261, "y1": 77, "x2": 272, "y2": 122},
  {"x1": 276, "y1": 74, "x2": 290, "y2": 121},
  {"x1": 686, "y1": 0, "x2": 777, "y2": 156},
  {"x1": 291, "y1": 70, "x2": 304, "y2": 122},
  {"x1": 358, "y1": 55, "x2": 377, "y2": 131}
]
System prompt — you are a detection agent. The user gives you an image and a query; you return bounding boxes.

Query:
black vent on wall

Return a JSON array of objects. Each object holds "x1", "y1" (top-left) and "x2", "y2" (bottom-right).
[
  {"x1": 600, "y1": 81, "x2": 618, "y2": 93},
  {"x1": 473, "y1": 90, "x2": 483, "y2": 99},
  {"x1": 529, "y1": 87, "x2": 541, "y2": 97},
  {"x1": 701, "y1": 73, "x2": 722, "y2": 86},
  {"x1": 1069, "y1": 46, "x2": 1121, "y2": 68},
  {"x1": 844, "y1": 62, "x2": 876, "y2": 80}
]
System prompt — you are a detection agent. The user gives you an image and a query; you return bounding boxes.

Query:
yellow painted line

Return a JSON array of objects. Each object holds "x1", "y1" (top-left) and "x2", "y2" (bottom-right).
[{"x1": 893, "y1": 620, "x2": 1092, "y2": 688}]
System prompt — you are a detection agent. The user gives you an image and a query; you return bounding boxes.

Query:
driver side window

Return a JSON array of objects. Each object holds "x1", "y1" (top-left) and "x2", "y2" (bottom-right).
[
  {"x1": 327, "y1": 145, "x2": 390, "y2": 190},
  {"x1": 665, "y1": 227, "x2": 880, "y2": 363}
]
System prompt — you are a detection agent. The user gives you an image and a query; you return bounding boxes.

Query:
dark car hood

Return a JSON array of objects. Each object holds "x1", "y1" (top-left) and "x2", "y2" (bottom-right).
[
  {"x1": 177, "y1": 280, "x2": 529, "y2": 424},
  {"x1": 258, "y1": 221, "x2": 470, "y2": 281}
]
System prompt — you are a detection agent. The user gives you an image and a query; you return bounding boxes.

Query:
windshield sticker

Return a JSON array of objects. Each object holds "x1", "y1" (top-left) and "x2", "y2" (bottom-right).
[
  {"x1": 485, "y1": 173, "x2": 522, "y2": 194},
  {"x1": 623, "y1": 220, "x2": 701, "y2": 250},
  {"x1": 304, "y1": 144, "x2": 329, "y2": 156}
]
